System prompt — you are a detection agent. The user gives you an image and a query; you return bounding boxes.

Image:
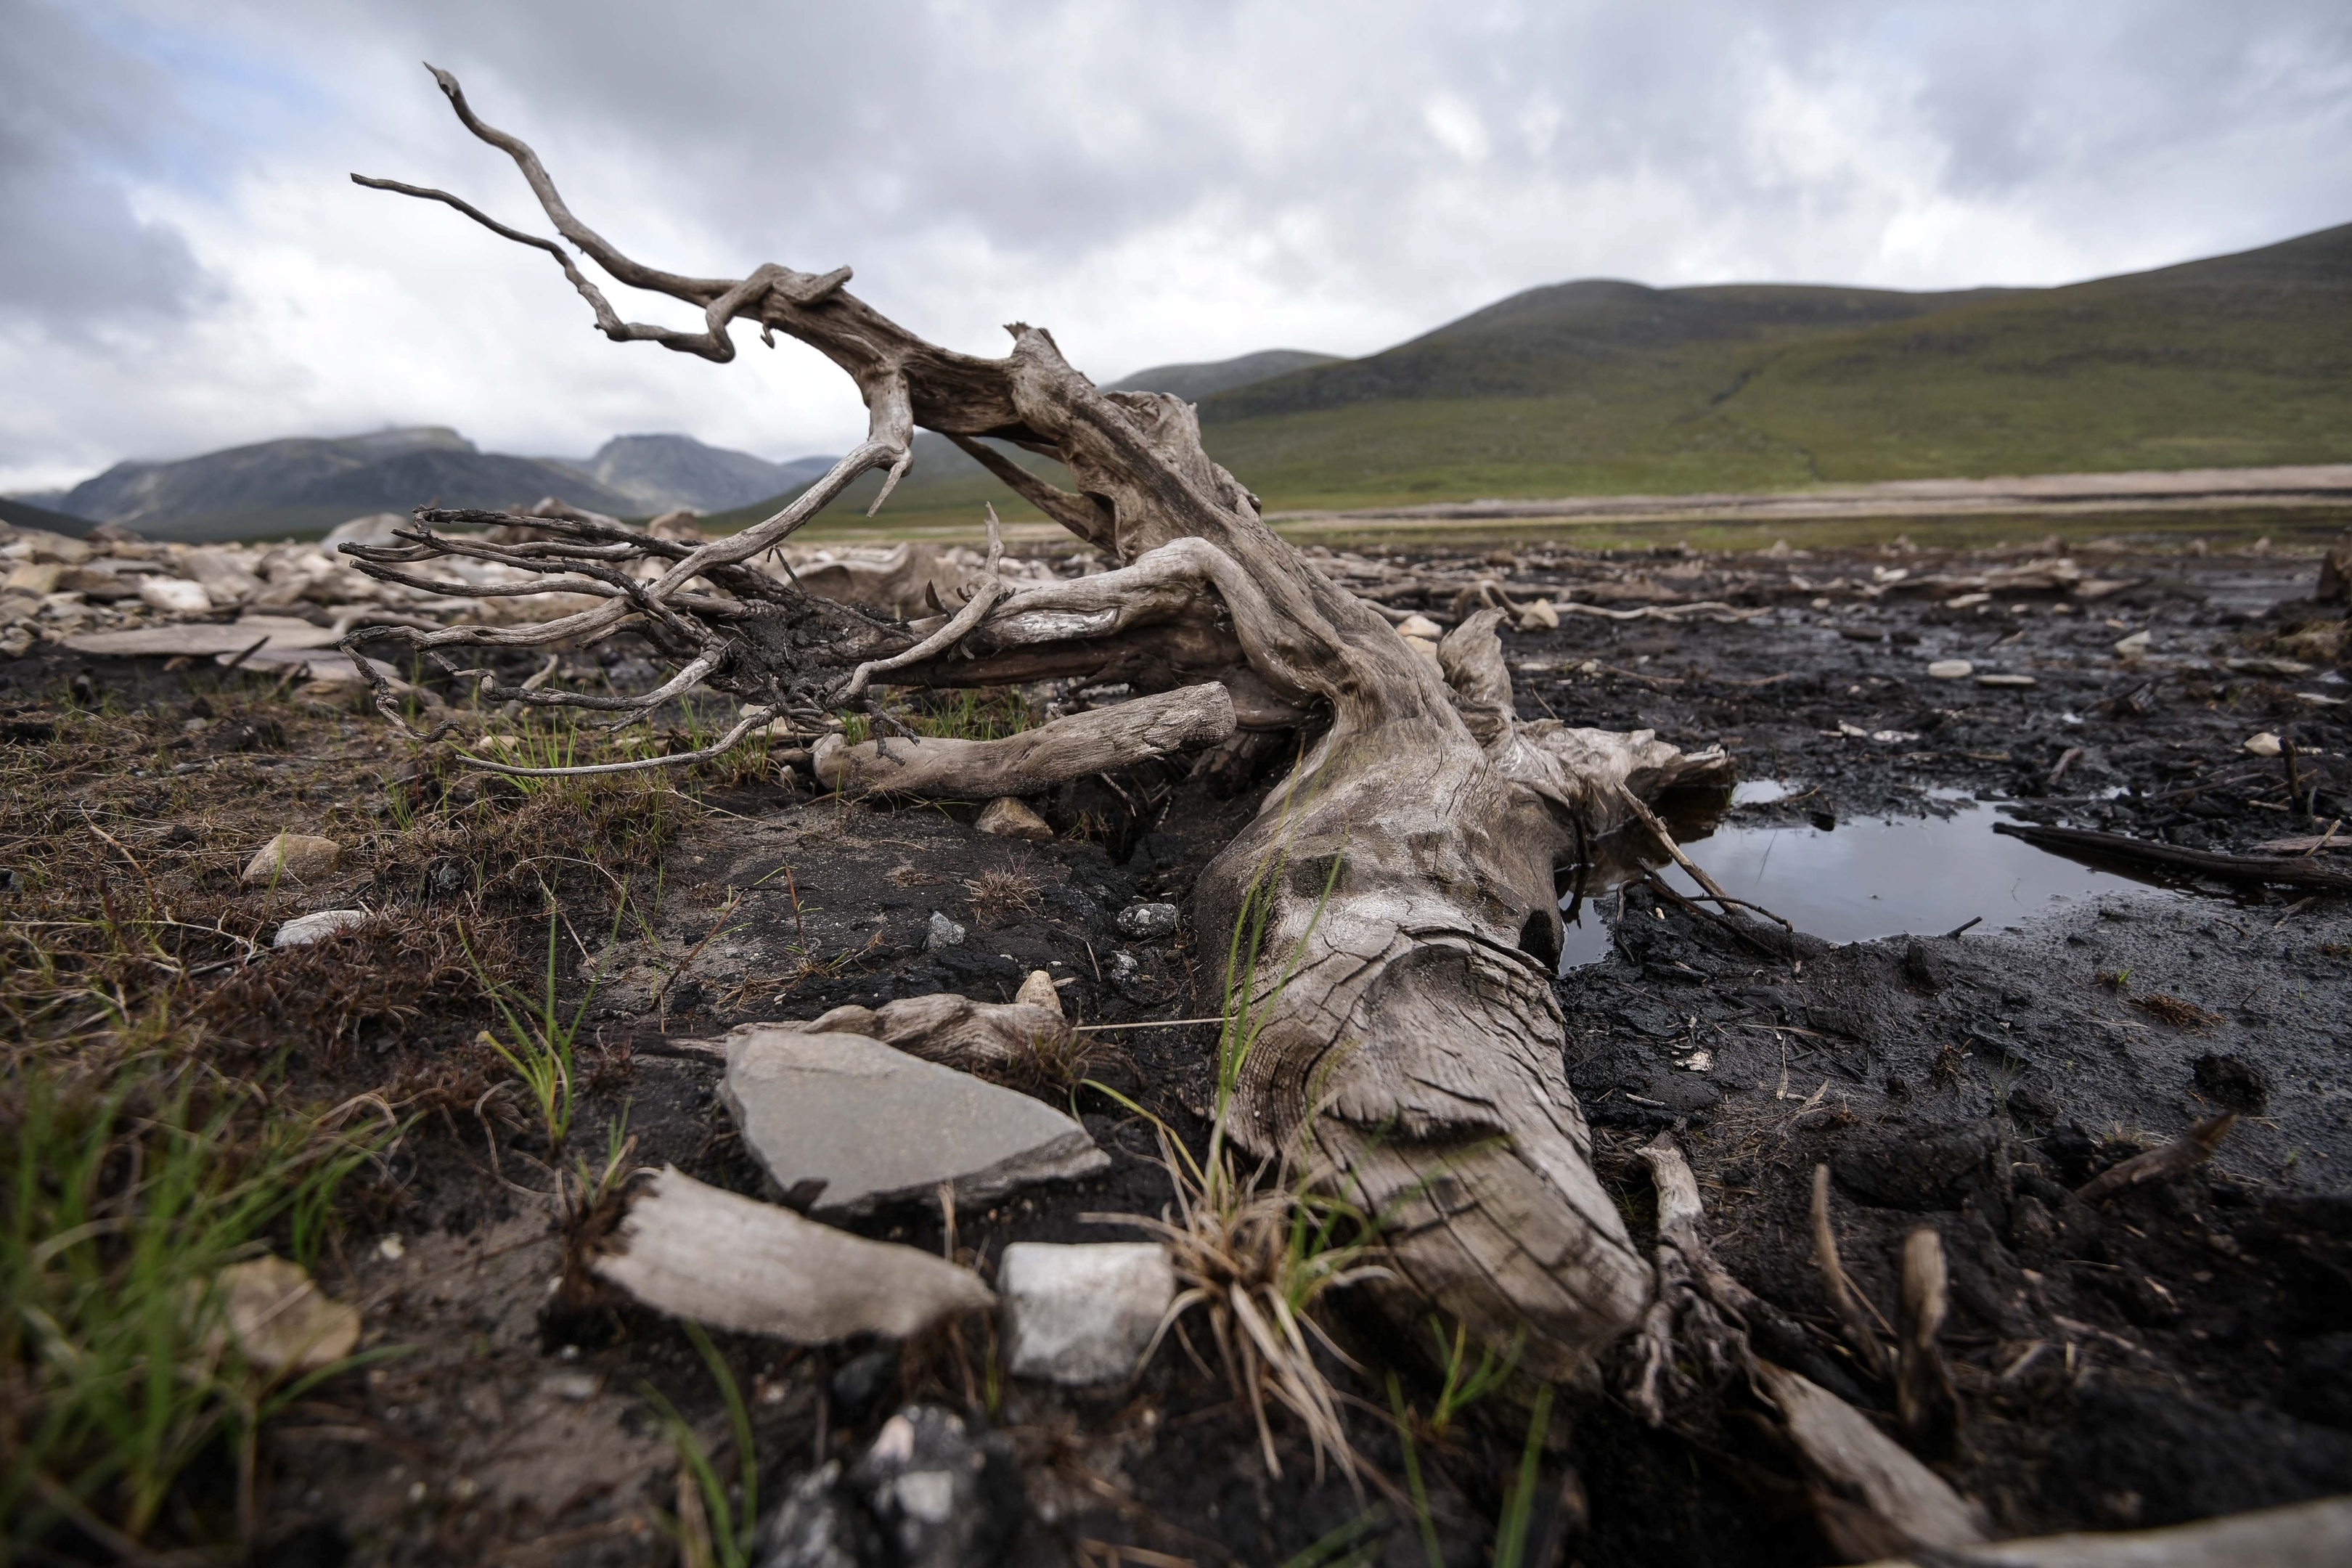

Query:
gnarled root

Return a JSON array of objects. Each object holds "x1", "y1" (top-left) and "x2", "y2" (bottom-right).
[{"x1": 812, "y1": 682, "x2": 1236, "y2": 798}]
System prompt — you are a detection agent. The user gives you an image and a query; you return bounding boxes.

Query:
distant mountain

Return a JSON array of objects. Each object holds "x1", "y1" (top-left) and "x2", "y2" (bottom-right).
[
  {"x1": 1107, "y1": 348, "x2": 1343, "y2": 403},
  {"x1": 696, "y1": 348, "x2": 1341, "y2": 533},
  {"x1": 696, "y1": 220, "x2": 2352, "y2": 528},
  {"x1": 552, "y1": 434, "x2": 840, "y2": 513},
  {"x1": 0, "y1": 494, "x2": 93, "y2": 536},
  {"x1": 26, "y1": 427, "x2": 843, "y2": 542}
]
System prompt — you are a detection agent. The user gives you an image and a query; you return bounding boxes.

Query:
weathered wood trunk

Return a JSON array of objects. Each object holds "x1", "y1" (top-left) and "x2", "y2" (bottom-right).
[{"x1": 348, "y1": 68, "x2": 1734, "y2": 1374}]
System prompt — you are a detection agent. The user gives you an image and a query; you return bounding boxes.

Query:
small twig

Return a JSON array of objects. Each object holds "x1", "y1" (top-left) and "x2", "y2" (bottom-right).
[
  {"x1": 1811, "y1": 1164, "x2": 1892, "y2": 1379},
  {"x1": 2075, "y1": 1112, "x2": 2237, "y2": 1203},
  {"x1": 222, "y1": 634, "x2": 271, "y2": 672},
  {"x1": 1940, "y1": 916, "x2": 1982, "y2": 939}
]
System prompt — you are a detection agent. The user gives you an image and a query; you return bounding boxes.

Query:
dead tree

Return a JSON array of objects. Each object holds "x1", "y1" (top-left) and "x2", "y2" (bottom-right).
[{"x1": 345, "y1": 65, "x2": 1730, "y2": 1377}]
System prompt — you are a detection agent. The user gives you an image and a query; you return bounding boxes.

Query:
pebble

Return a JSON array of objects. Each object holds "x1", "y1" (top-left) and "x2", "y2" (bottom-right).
[
  {"x1": 242, "y1": 833, "x2": 343, "y2": 886},
  {"x1": 2245, "y1": 732, "x2": 2282, "y2": 757},
  {"x1": 720, "y1": 1028, "x2": 1108, "y2": 1217},
  {"x1": 1927, "y1": 659, "x2": 1975, "y2": 680},
  {"x1": 924, "y1": 910, "x2": 966, "y2": 950},
  {"x1": 1516, "y1": 598, "x2": 1560, "y2": 632},
  {"x1": 1116, "y1": 902, "x2": 1180, "y2": 939},
  {"x1": 999, "y1": 1241, "x2": 1176, "y2": 1385},
  {"x1": 2113, "y1": 630, "x2": 2151, "y2": 657},
  {"x1": 209, "y1": 1255, "x2": 361, "y2": 1374},
  {"x1": 849, "y1": 1408, "x2": 1019, "y2": 1568},
  {"x1": 975, "y1": 796, "x2": 1053, "y2": 840},
  {"x1": 1013, "y1": 969, "x2": 1063, "y2": 1013},
  {"x1": 274, "y1": 909, "x2": 369, "y2": 947},
  {"x1": 1975, "y1": 673, "x2": 2038, "y2": 688}
]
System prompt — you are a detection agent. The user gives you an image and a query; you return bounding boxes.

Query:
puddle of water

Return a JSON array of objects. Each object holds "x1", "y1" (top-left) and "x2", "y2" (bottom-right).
[
  {"x1": 1556, "y1": 793, "x2": 2179, "y2": 971},
  {"x1": 1731, "y1": 780, "x2": 1792, "y2": 805}
]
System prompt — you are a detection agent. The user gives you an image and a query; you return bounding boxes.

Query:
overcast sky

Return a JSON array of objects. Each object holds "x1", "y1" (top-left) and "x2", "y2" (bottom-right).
[{"x1": 4, "y1": 0, "x2": 2348, "y2": 494}]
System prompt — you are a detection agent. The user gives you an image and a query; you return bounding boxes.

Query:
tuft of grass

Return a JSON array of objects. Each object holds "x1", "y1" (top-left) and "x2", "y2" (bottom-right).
[
  {"x1": 966, "y1": 864, "x2": 1045, "y2": 927},
  {"x1": 1087, "y1": 815, "x2": 1382, "y2": 1482},
  {"x1": 463, "y1": 898, "x2": 617, "y2": 1159},
  {"x1": 1, "y1": 1041, "x2": 396, "y2": 1555},
  {"x1": 2131, "y1": 992, "x2": 2223, "y2": 1029},
  {"x1": 643, "y1": 1323, "x2": 758, "y2": 1568}
]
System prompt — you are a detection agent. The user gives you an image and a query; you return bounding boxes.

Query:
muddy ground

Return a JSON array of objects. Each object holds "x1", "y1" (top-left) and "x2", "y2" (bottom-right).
[{"x1": 4, "y1": 529, "x2": 2350, "y2": 1567}]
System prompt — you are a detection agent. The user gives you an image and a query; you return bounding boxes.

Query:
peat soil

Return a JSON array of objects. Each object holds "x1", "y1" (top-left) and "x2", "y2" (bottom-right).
[{"x1": 4, "y1": 534, "x2": 2350, "y2": 1567}]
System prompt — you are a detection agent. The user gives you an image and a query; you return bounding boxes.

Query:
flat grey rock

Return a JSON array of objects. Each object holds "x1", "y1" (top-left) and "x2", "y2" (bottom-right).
[
  {"x1": 64, "y1": 615, "x2": 341, "y2": 658},
  {"x1": 1000, "y1": 1241, "x2": 1175, "y2": 1385},
  {"x1": 722, "y1": 1027, "x2": 1108, "y2": 1217},
  {"x1": 925, "y1": 910, "x2": 965, "y2": 950}
]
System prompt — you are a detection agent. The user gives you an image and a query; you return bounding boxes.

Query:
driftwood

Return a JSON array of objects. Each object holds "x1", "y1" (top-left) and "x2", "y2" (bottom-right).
[
  {"x1": 812, "y1": 683, "x2": 1235, "y2": 797},
  {"x1": 1990, "y1": 822, "x2": 2352, "y2": 894},
  {"x1": 1855, "y1": 1495, "x2": 2352, "y2": 1568},
  {"x1": 1632, "y1": 1136, "x2": 1990, "y2": 1557},
  {"x1": 592, "y1": 1166, "x2": 995, "y2": 1339},
  {"x1": 346, "y1": 67, "x2": 1736, "y2": 1377}
]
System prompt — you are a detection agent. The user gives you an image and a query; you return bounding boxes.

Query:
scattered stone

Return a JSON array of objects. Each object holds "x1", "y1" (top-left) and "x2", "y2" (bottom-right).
[
  {"x1": 541, "y1": 1370, "x2": 599, "y2": 1402},
  {"x1": 1975, "y1": 673, "x2": 2037, "y2": 687},
  {"x1": 4, "y1": 561, "x2": 62, "y2": 596},
  {"x1": 182, "y1": 549, "x2": 262, "y2": 605},
  {"x1": 1116, "y1": 902, "x2": 1180, "y2": 939},
  {"x1": 138, "y1": 578, "x2": 212, "y2": 615},
  {"x1": 925, "y1": 910, "x2": 966, "y2": 950},
  {"x1": 2194, "y1": 1052, "x2": 2269, "y2": 1113},
  {"x1": 748, "y1": 1461, "x2": 874, "y2": 1568},
  {"x1": 1395, "y1": 613, "x2": 1443, "y2": 640},
  {"x1": 274, "y1": 909, "x2": 369, "y2": 947},
  {"x1": 2245, "y1": 731, "x2": 2283, "y2": 757},
  {"x1": 590, "y1": 1166, "x2": 996, "y2": 1340},
  {"x1": 999, "y1": 1241, "x2": 1176, "y2": 1386},
  {"x1": 1927, "y1": 659, "x2": 1974, "y2": 680},
  {"x1": 209, "y1": 1256, "x2": 362, "y2": 1374},
  {"x1": 1013, "y1": 969, "x2": 1062, "y2": 1013},
  {"x1": 215, "y1": 646, "x2": 403, "y2": 687},
  {"x1": 721, "y1": 1028, "x2": 1109, "y2": 1217},
  {"x1": 2114, "y1": 629, "x2": 2151, "y2": 658},
  {"x1": 242, "y1": 833, "x2": 342, "y2": 886},
  {"x1": 974, "y1": 796, "x2": 1053, "y2": 841},
  {"x1": 847, "y1": 1407, "x2": 1020, "y2": 1568},
  {"x1": 645, "y1": 507, "x2": 704, "y2": 542},
  {"x1": 1516, "y1": 598, "x2": 1560, "y2": 632},
  {"x1": 65, "y1": 614, "x2": 341, "y2": 658}
]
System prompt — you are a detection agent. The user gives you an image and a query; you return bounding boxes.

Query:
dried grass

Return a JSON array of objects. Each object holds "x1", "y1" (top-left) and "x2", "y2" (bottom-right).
[
  {"x1": 2131, "y1": 992, "x2": 2222, "y2": 1029},
  {"x1": 966, "y1": 863, "x2": 1045, "y2": 928}
]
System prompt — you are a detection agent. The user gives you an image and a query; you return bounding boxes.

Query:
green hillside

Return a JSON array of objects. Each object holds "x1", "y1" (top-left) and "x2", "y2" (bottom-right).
[{"x1": 711, "y1": 221, "x2": 2352, "y2": 536}]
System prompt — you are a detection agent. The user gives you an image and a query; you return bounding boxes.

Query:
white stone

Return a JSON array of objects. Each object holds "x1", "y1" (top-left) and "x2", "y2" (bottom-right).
[
  {"x1": 925, "y1": 910, "x2": 966, "y2": 950},
  {"x1": 1395, "y1": 613, "x2": 1443, "y2": 640},
  {"x1": 1516, "y1": 598, "x2": 1560, "y2": 632},
  {"x1": 2113, "y1": 630, "x2": 2151, "y2": 658},
  {"x1": 1000, "y1": 1242, "x2": 1176, "y2": 1386},
  {"x1": 2244, "y1": 731, "x2": 2283, "y2": 757},
  {"x1": 139, "y1": 578, "x2": 212, "y2": 615},
  {"x1": 274, "y1": 909, "x2": 369, "y2": 947},
  {"x1": 1927, "y1": 659, "x2": 1973, "y2": 680}
]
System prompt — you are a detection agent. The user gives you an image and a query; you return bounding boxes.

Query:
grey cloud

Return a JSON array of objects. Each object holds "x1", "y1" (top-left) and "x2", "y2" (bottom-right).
[{"x1": 0, "y1": 2, "x2": 213, "y2": 331}]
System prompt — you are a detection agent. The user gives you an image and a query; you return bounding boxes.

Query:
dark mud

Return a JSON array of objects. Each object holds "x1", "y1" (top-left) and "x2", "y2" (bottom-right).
[{"x1": 5, "y1": 534, "x2": 2348, "y2": 1566}]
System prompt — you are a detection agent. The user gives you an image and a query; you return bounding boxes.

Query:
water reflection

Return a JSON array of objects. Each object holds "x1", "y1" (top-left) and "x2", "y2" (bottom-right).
[{"x1": 1556, "y1": 784, "x2": 2179, "y2": 971}]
